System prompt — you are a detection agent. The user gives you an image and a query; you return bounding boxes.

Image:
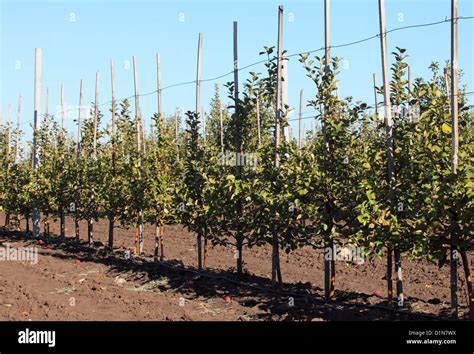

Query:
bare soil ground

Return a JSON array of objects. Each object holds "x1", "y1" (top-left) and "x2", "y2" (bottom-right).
[{"x1": 0, "y1": 214, "x2": 472, "y2": 321}]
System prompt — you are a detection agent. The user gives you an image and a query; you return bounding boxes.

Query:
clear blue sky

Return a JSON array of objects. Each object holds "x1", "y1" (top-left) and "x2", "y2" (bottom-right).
[{"x1": 1, "y1": 0, "x2": 473, "y2": 142}]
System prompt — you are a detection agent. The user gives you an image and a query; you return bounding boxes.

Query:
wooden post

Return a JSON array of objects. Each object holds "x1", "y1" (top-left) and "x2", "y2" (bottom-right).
[
  {"x1": 233, "y1": 20, "x2": 245, "y2": 275},
  {"x1": 196, "y1": 33, "x2": 202, "y2": 119},
  {"x1": 61, "y1": 84, "x2": 65, "y2": 131},
  {"x1": 157, "y1": 53, "x2": 162, "y2": 127},
  {"x1": 299, "y1": 89, "x2": 303, "y2": 148},
  {"x1": 7, "y1": 105, "x2": 11, "y2": 155},
  {"x1": 77, "y1": 80, "x2": 83, "y2": 160},
  {"x1": 176, "y1": 108, "x2": 180, "y2": 162},
  {"x1": 133, "y1": 55, "x2": 144, "y2": 256},
  {"x1": 408, "y1": 66, "x2": 412, "y2": 94},
  {"x1": 75, "y1": 79, "x2": 83, "y2": 241},
  {"x1": 59, "y1": 83, "x2": 66, "y2": 237},
  {"x1": 450, "y1": 0, "x2": 459, "y2": 319},
  {"x1": 45, "y1": 87, "x2": 49, "y2": 125},
  {"x1": 378, "y1": 0, "x2": 396, "y2": 306},
  {"x1": 32, "y1": 48, "x2": 42, "y2": 238},
  {"x1": 133, "y1": 56, "x2": 141, "y2": 149},
  {"x1": 220, "y1": 109, "x2": 224, "y2": 153},
  {"x1": 93, "y1": 71, "x2": 99, "y2": 160},
  {"x1": 256, "y1": 94, "x2": 261, "y2": 146},
  {"x1": 373, "y1": 73, "x2": 379, "y2": 118},
  {"x1": 323, "y1": 0, "x2": 336, "y2": 300},
  {"x1": 108, "y1": 59, "x2": 117, "y2": 249},
  {"x1": 271, "y1": 5, "x2": 284, "y2": 289},
  {"x1": 16, "y1": 96, "x2": 21, "y2": 162},
  {"x1": 195, "y1": 33, "x2": 203, "y2": 270},
  {"x1": 111, "y1": 60, "x2": 116, "y2": 165},
  {"x1": 202, "y1": 109, "x2": 206, "y2": 143}
]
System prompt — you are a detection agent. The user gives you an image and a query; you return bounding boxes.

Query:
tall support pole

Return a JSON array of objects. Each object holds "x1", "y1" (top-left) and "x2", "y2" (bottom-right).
[
  {"x1": 7, "y1": 105, "x2": 11, "y2": 155},
  {"x1": 157, "y1": 53, "x2": 163, "y2": 128},
  {"x1": 111, "y1": 60, "x2": 116, "y2": 170},
  {"x1": 93, "y1": 71, "x2": 99, "y2": 160},
  {"x1": 77, "y1": 80, "x2": 83, "y2": 160},
  {"x1": 407, "y1": 66, "x2": 412, "y2": 94},
  {"x1": 378, "y1": 0, "x2": 396, "y2": 306},
  {"x1": 450, "y1": 0, "x2": 459, "y2": 319},
  {"x1": 61, "y1": 84, "x2": 65, "y2": 131},
  {"x1": 256, "y1": 94, "x2": 261, "y2": 146},
  {"x1": 16, "y1": 96, "x2": 22, "y2": 163},
  {"x1": 132, "y1": 55, "x2": 144, "y2": 256},
  {"x1": 220, "y1": 108, "x2": 224, "y2": 153},
  {"x1": 75, "y1": 79, "x2": 83, "y2": 241},
  {"x1": 45, "y1": 87, "x2": 49, "y2": 125},
  {"x1": 195, "y1": 32, "x2": 203, "y2": 270},
  {"x1": 32, "y1": 48, "x2": 42, "y2": 238},
  {"x1": 60, "y1": 83, "x2": 66, "y2": 237},
  {"x1": 133, "y1": 56, "x2": 141, "y2": 150},
  {"x1": 373, "y1": 73, "x2": 379, "y2": 118},
  {"x1": 196, "y1": 33, "x2": 202, "y2": 120},
  {"x1": 323, "y1": 0, "x2": 336, "y2": 300},
  {"x1": 299, "y1": 89, "x2": 303, "y2": 148},
  {"x1": 271, "y1": 5, "x2": 284, "y2": 289},
  {"x1": 108, "y1": 59, "x2": 117, "y2": 249},
  {"x1": 233, "y1": 20, "x2": 244, "y2": 275}
]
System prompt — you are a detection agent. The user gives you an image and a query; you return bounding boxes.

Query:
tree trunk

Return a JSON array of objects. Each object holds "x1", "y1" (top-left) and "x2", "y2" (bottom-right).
[
  {"x1": 271, "y1": 229, "x2": 282, "y2": 288},
  {"x1": 394, "y1": 247, "x2": 404, "y2": 307},
  {"x1": 137, "y1": 212, "x2": 144, "y2": 255},
  {"x1": 203, "y1": 228, "x2": 208, "y2": 269},
  {"x1": 75, "y1": 217, "x2": 80, "y2": 240},
  {"x1": 108, "y1": 218, "x2": 114, "y2": 249},
  {"x1": 88, "y1": 219, "x2": 94, "y2": 247},
  {"x1": 4, "y1": 213, "x2": 10, "y2": 227},
  {"x1": 324, "y1": 229, "x2": 332, "y2": 299},
  {"x1": 25, "y1": 215, "x2": 30, "y2": 234},
  {"x1": 159, "y1": 223, "x2": 164, "y2": 262},
  {"x1": 450, "y1": 234, "x2": 458, "y2": 319},
  {"x1": 460, "y1": 250, "x2": 473, "y2": 320},
  {"x1": 133, "y1": 225, "x2": 139, "y2": 256},
  {"x1": 60, "y1": 213, "x2": 65, "y2": 238},
  {"x1": 330, "y1": 238, "x2": 335, "y2": 298},
  {"x1": 387, "y1": 246, "x2": 393, "y2": 306},
  {"x1": 197, "y1": 231, "x2": 203, "y2": 271},
  {"x1": 154, "y1": 222, "x2": 160, "y2": 262},
  {"x1": 236, "y1": 232, "x2": 244, "y2": 275}
]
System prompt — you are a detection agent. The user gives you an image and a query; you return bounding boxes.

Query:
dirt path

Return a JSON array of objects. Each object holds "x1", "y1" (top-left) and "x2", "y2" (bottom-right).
[{"x1": 0, "y1": 214, "x2": 471, "y2": 321}]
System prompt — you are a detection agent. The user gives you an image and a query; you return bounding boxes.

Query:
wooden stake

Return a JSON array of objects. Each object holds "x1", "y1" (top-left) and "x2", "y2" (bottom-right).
[
  {"x1": 196, "y1": 33, "x2": 202, "y2": 119},
  {"x1": 61, "y1": 84, "x2": 65, "y2": 131},
  {"x1": 16, "y1": 96, "x2": 21, "y2": 163},
  {"x1": 45, "y1": 87, "x2": 49, "y2": 125},
  {"x1": 32, "y1": 48, "x2": 42, "y2": 238},
  {"x1": 373, "y1": 73, "x2": 379, "y2": 118},
  {"x1": 75, "y1": 79, "x2": 83, "y2": 241},
  {"x1": 450, "y1": 0, "x2": 459, "y2": 319},
  {"x1": 7, "y1": 105, "x2": 11, "y2": 155},
  {"x1": 378, "y1": 0, "x2": 396, "y2": 306},
  {"x1": 256, "y1": 94, "x2": 261, "y2": 146},
  {"x1": 133, "y1": 55, "x2": 144, "y2": 255},
  {"x1": 408, "y1": 65, "x2": 412, "y2": 94},
  {"x1": 109, "y1": 59, "x2": 117, "y2": 249},
  {"x1": 299, "y1": 89, "x2": 303, "y2": 148},
  {"x1": 157, "y1": 53, "x2": 162, "y2": 127},
  {"x1": 220, "y1": 109, "x2": 224, "y2": 153},
  {"x1": 271, "y1": 5, "x2": 284, "y2": 289},
  {"x1": 93, "y1": 71, "x2": 99, "y2": 160},
  {"x1": 77, "y1": 80, "x2": 83, "y2": 160}
]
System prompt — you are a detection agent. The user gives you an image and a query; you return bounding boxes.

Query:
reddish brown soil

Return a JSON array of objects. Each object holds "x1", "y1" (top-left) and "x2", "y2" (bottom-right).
[{"x1": 0, "y1": 214, "x2": 472, "y2": 321}]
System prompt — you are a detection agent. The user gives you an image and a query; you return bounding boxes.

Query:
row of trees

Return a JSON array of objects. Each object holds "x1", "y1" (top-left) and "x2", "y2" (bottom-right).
[{"x1": 0, "y1": 47, "x2": 472, "y2": 318}]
